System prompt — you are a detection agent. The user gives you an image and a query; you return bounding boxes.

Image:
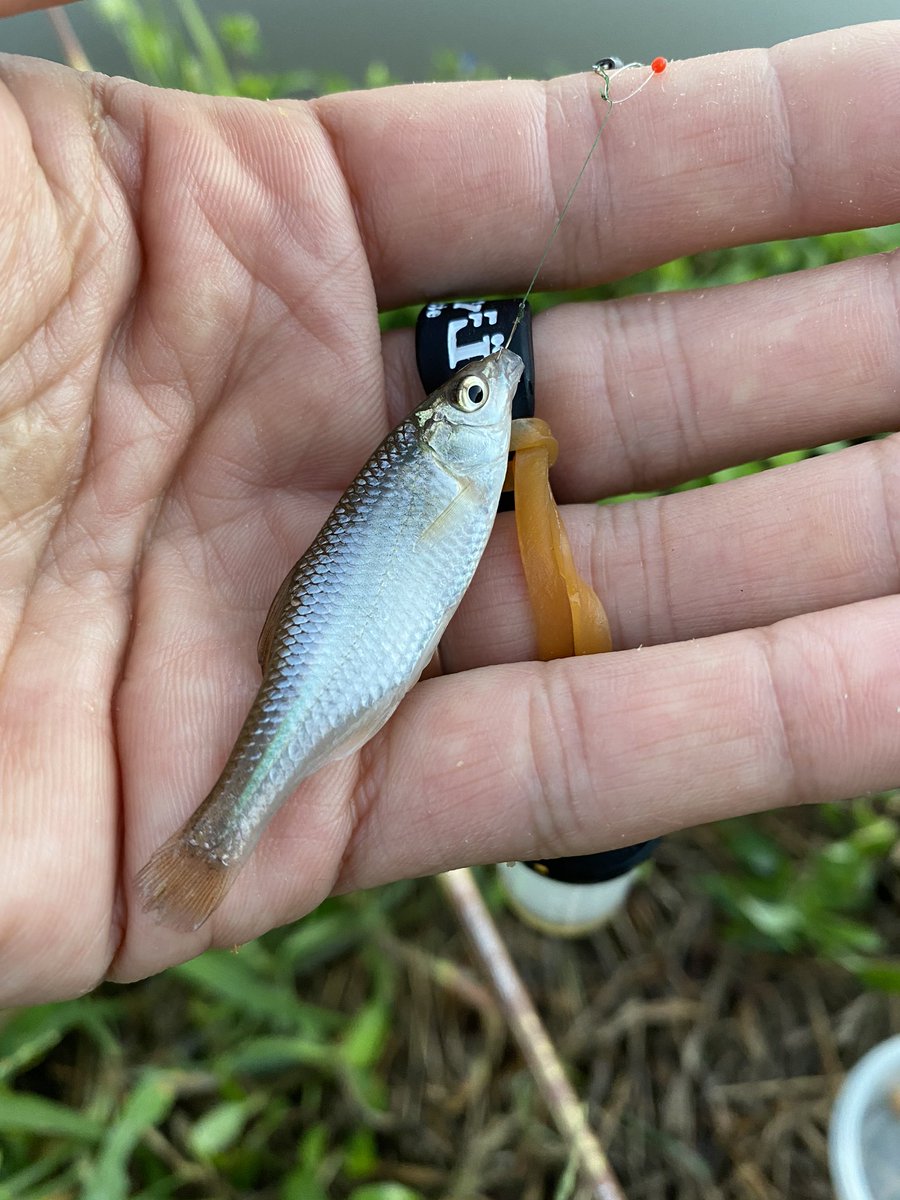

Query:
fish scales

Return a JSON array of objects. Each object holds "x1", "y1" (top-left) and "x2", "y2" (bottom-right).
[
  {"x1": 137, "y1": 348, "x2": 524, "y2": 929},
  {"x1": 214, "y1": 419, "x2": 498, "y2": 839}
]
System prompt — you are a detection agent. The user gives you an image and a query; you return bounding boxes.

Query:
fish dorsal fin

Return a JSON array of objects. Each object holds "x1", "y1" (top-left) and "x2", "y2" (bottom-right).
[{"x1": 257, "y1": 568, "x2": 295, "y2": 672}]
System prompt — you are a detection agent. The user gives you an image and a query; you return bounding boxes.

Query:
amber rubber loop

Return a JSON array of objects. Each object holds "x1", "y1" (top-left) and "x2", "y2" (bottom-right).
[{"x1": 415, "y1": 299, "x2": 655, "y2": 923}]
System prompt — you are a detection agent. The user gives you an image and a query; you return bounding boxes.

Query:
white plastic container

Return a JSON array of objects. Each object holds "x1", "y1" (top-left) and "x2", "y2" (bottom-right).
[
  {"x1": 829, "y1": 1034, "x2": 900, "y2": 1200},
  {"x1": 498, "y1": 859, "x2": 640, "y2": 936}
]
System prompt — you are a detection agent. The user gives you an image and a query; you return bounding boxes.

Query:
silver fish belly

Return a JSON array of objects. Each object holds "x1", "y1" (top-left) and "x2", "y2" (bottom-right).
[{"x1": 137, "y1": 348, "x2": 524, "y2": 929}]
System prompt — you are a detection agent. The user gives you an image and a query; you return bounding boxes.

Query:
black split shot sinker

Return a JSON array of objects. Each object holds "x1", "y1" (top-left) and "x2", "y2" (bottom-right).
[{"x1": 416, "y1": 299, "x2": 658, "y2": 935}]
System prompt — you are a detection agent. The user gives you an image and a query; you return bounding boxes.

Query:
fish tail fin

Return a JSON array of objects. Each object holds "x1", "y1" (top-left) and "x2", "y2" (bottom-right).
[{"x1": 135, "y1": 830, "x2": 236, "y2": 932}]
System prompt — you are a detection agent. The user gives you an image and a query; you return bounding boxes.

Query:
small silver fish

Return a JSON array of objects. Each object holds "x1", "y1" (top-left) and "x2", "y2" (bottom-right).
[{"x1": 137, "y1": 348, "x2": 524, "y2": 930}]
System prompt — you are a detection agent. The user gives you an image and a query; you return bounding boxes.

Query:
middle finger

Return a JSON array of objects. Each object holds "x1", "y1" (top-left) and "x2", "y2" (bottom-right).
[
  {"x1": 533, "y1": 250, "x2": 900, "y2": 501},
  {"x1": 442, "y1": 434, "x2": 900, "y2": 669},
  {"x1": 385, "y1": 249, "x2": 899, "y2": 503}
]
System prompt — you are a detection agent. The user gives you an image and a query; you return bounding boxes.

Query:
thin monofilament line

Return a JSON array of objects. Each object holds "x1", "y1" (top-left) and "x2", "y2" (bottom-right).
[
  {"x1": 504, "y1": 60, "x2": 662, "y2": 350},
  {"x1": 504, "y1": 95, "x2": 615, "y2": 350},
  {"x1": 613, "y1": 67, "x2": 659, "y2": 104}
]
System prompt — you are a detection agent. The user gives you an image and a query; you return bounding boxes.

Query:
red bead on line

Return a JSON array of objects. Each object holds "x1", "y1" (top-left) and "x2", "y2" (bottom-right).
[{"x1": 650, "y1": 56, "x2": 668, "y2": 73}]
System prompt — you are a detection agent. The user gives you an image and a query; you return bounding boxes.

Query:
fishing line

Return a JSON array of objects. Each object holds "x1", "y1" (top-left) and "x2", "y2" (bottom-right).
[{"x1": 504, "y1": 55, "x2": 668, "y2": 349}]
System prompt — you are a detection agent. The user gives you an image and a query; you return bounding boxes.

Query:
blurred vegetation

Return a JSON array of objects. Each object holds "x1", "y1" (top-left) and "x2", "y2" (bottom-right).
[
  {"x1": 1, "y1": 3, "x2": 898, "y2": 1197},
  {"x1": 706, "y1": 797, "x2": 900, "y2": 989},
  {"x1": 88, "y1": 0, "x2": 495, "y2": 97},
  {"x1": 0, "y1": 887, "x2": 428, "y2": 1199}
]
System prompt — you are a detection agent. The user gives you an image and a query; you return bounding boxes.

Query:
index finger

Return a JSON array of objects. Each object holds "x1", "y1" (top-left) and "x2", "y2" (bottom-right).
[{"x1": 315, "y1": 22, "x2": 900, "y2": 306}]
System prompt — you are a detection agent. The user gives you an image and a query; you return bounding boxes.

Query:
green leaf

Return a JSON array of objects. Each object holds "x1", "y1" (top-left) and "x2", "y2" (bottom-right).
[
  {"x1": 597, "y1": 490, "x2": 658, "y2": 506},
  {"x1": 340, "y1": 1000, "x2": 389, "y2": 1071},
  {"x1": 236, "y1": 71, "x2": 281, "y2": 100},
  {"x1": 364, "y1": 61, "x2": 393, "y2": 88},
  {"x1": 92, "y1": 0, "x2": 180, "y2": 88},
  {"x1": 736, "y1": 897, "x2": 802, "y2": 945},
  {"x1": 710, "y1": 461, "x2": 766, "y2": 483},
  {"x1": 0, "y1": 1087, "x2": 103, "y2": 1140},
  {"x1": 297, "y1": 1121, "x2": 329, "y2": 1168},
  {"x1": 92, "y1": 0, "x2": 132, "y2": 20},
  {"x1": 277, "y1": 906, "x2": 366, "y2": 974},
  {"x1": 0, "y1": 1149, "x2": 72, "y2": 1196},
  {"x1": 217, "y1": 13, "x2": 260, "y2": 57},
  {"x1": 850, "y1": 815, "x2": 899, "y2": 856},
  {"x1": 811, "y1": 841, "x2": 875, "y2": 910},
  {"x1": 280, "y1": 1173, "x2": 329, "y2": 1200},
  {"x1": 187, "y1": 1098, "x2": 259, "y2": 1159},
  {"x1": 849, "y1": 956, "x2": 900, "y2": 992},
  {"x1": 768, "y1": 449, "x2": 814, "y2": 467},
  {"x1": 279, "y1": 1124, "x2": 330, "y2": 1200},
  {"x1": 176, "y1": 0, "x2": 237, "y2": 93},
  {"x1": 669, "y1": 475, "x2": 711, "y2": 492},
  {"x1": 280, "y1": 1169, "x2": 329, "y2": 1200},
  {"x1": 814, "y1": 914, "x2": 883, "y2": 957},
  {"x1": 0, "y1": 999, "x2": 119, "y2": 1083},
  {"x1": 81, "y1": 1070, "x2": 179, "y2": 1200},
  {"x1": 131, "y1": 1180, "x2": 181, "y2": 1200},
  {"x1": 270, "y1": 69, "x2": 322, "y2": 96},
  {"x1": 0, "y1": 1011, "x2": 69, "y2": 1083},
  {"x1": 216, "y1": 1035, "x2": 335, "y2": 1076},
  {"x1": 348, "y1": 1185, "x2": 425, "y2": 1200},
  {"x1": 343, "y1": 1126, "x2": 378, "y2": 1179},
  {"x1": 173, "y1": 948, "x2": 303, "y2": 1029},
  {"x1": 720, "y1": 819, "x2": 786, "y2": 877}
]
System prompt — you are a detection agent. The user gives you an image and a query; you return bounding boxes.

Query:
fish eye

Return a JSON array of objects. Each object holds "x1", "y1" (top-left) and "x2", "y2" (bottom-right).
[{"x1": 456, "y1": 375, "x2": 489, "y2": 412}]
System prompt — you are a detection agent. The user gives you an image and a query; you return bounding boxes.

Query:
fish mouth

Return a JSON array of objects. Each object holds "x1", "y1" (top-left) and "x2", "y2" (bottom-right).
[{"x1": 483, "y1": 347, "x2": 525, "y2": 392}]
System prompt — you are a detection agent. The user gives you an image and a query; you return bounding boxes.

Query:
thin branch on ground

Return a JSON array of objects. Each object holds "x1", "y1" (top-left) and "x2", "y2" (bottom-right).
[
  {"x1": 47, "y1": 7, "x2": 92, "y2": 72},
  {"x1": 438, "y1": 867, "x2": 628, "y2": 1200}
]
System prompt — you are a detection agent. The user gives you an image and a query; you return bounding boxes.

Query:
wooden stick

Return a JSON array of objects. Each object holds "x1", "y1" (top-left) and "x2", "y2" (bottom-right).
[
  {"x1": 47, "y1": 7, "x2": 92, "y2": 72},
  {"x1": 439, "y1": 867, "x2": 627, "y2": 1200}
]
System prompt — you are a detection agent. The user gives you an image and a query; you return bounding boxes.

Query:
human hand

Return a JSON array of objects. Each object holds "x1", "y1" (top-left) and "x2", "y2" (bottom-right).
[{"x1": 2, "y1": 16, "x2": 899, "y2": 1005}]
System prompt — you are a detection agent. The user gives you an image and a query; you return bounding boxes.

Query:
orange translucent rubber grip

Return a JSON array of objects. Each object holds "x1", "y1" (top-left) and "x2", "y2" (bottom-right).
[{"x1": 507, "y1": 418, "x2": 612, "y2": 660}]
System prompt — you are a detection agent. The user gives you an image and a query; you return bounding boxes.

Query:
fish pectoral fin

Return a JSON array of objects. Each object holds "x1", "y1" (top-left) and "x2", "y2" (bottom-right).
[
  {"x1": 257, "y1": 569, "x2": 295, "y2": 671},
  {"x1": 416, "y1": 481, "x2": 471, "y2": 546}
]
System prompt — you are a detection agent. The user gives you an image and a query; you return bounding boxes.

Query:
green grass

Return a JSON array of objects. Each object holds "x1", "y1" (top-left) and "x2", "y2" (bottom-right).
[
  {"x1": 0, "y1": 889, "x2": 419, "y2": 1199},
  {"x1": 705, "y1": 799, "x2": 900, "y2": 988}
]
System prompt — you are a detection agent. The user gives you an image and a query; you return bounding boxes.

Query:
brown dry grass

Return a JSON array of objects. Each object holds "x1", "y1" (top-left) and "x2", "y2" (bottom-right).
[
  {"x1": 5, "y1": 806, "x2": 897, "y2": 1199},
  {"x1": 363, "y1": 815, "x2": 899, "y2": 1199}
]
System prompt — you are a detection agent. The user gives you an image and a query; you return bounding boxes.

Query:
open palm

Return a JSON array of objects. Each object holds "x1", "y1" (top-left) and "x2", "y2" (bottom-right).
[{"x1": 3, "y1": 21, "x2": 900, "y2": 1005}]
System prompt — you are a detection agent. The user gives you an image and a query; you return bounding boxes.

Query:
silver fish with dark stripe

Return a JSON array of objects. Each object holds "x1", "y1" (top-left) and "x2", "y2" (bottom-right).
[{"x1": 137, "y1": 348, "x2": 524, "y2": 930}]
